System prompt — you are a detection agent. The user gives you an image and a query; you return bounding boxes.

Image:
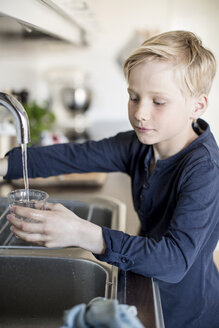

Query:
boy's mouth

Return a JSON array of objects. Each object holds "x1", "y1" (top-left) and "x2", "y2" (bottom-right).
[{"x1": 135, "y1": 126, "x2": 155, "y2": 134}]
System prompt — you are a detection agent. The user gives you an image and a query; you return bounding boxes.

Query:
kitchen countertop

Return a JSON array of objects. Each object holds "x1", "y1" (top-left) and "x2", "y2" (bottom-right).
[{"x1": 0, "y1": 172, "x2": 164, "y2": 328}]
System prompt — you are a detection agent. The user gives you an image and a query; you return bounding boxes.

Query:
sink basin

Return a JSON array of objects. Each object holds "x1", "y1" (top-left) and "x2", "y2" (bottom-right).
[
  {"x1": 0, "y1": 195, "x2": 126, "y2": 327},
  {"x1": 0, "y1": 255, "x2": 111, "y2": 328}
]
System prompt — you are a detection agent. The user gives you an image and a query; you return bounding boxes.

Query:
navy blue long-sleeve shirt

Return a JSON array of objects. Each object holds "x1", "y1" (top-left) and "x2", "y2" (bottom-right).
[{"x1": 5, "y1": 119, "x2": 219, "y2": 328}]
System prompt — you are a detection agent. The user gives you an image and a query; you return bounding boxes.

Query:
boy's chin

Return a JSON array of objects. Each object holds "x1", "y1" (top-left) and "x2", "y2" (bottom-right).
[{"x1": 135, "y1": 131, "x2": 156, "y2": 145}]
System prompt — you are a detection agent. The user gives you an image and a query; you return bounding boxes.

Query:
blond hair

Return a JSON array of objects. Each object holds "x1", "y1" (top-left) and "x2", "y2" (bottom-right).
[{"x1": 123, "y1": 30, "x2": 216, "y2": 97}]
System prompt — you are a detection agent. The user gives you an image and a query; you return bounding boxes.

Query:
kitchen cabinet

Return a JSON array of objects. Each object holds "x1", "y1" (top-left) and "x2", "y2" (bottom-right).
[
  {"x1": 0, "y1": 0, "x2": 96, "y2": 44},
  {"x1": 119, "y1": 271, "x2": 164, "y2": 328}
]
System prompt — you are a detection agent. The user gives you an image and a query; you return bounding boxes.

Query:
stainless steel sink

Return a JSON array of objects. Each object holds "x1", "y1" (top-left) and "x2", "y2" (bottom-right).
[
  {"x1": 0, "y1": 195, "x2": 126, "y2": 327},
  {"x1": 0, "y1": 254, "x2": 111, "y2": 328}
]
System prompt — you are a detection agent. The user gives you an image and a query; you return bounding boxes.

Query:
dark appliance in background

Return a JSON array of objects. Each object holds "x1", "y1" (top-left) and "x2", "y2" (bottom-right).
[
  {"x1": 61, "y1": 86, "x2": 92, "y2": 142},
  {"x1": 46, "y1": 67, "x2": 93, "y2": 143}
]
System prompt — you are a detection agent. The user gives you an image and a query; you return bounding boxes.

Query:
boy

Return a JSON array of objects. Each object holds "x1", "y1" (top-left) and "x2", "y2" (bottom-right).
[{"x1": 3, "y1": 31, "x2": 219, "y2": 327}]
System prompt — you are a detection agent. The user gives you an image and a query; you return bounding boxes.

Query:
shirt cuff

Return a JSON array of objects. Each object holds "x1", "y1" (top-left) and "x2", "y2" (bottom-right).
[{"x1": 93, "y1": 226, "x2": 132, "y2": 267}]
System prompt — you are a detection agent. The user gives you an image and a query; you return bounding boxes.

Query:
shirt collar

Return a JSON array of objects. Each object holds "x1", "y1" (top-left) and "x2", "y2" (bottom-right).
[{"x1": 144, "y1": 119, "x2": 211, "y2": 168}]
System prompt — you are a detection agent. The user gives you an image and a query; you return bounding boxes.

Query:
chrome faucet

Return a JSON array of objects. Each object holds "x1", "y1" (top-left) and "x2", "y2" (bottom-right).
[{"x1": 0, "y1": 92, "x2": 30, "y2": 144}]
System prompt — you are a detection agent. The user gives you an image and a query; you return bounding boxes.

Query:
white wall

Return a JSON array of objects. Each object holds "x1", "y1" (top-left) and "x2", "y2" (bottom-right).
[
  {"x1": 0, "y1": 0, "x2": 218, "y2": 140},
  {"x1": 168, "y1": 0, "x2": 219, "y2": 142}
]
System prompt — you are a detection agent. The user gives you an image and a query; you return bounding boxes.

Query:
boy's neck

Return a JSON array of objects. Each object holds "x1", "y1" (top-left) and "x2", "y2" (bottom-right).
[{"x1": 152, "y1": 125, "x2": 199, "y2": 161}]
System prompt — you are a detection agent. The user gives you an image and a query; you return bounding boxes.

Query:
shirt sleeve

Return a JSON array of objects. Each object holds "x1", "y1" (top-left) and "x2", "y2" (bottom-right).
[
  {"x1": 95, "y1": 161, "x2": 219, "y2": 283},
  {"x1": 4, "y1": 131, "x2": 135, "y2": 180}
]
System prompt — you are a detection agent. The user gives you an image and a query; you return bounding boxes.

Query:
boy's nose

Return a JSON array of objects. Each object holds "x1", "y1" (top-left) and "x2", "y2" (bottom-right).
[{"x1": 134, "y1": 103, "x2": 151, "y2": 121}]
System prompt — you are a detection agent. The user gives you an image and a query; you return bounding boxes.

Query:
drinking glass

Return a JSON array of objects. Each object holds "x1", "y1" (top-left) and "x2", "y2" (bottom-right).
[{"x1": 8, "y1": 189, "x2": 49, "y2": 222}]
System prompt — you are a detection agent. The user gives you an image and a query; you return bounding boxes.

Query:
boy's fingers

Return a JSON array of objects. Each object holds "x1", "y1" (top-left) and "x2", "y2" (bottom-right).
[
  {"x1": 10, "y1": 206, "x2": 45, "y2": 221},
  {"x1": 7, "y1": 214, "x2": 44, "y2": 234},
  {"x1": 44, "y1": 202, "x2": 57, "y2": 210},
  {"x1": 34, "y1": 202, "x2": 59, "y2": 211},
  {"x1": 44, "y1": 202, "x2": 64, "y2": 211},
  {"x1": 7, "y1": 214, "x2": 28, "y2": 229},
  {"x1": 11, "y1": 226, "x2": 50, "y2": 244}
]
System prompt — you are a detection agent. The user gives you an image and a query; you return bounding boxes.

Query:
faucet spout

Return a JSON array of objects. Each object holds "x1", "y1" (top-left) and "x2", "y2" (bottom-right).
[{"x1": 0, "y1": 92, "x2": 30, "y2": 144}]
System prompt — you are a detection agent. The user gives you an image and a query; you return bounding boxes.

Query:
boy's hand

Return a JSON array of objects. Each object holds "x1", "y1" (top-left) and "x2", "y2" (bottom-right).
[
  {"x1": 7, "y1": 202, "x2": 106, "y2": 254},
  {"x1": 0, "y1": 156, "x2": 8, "y2": 176}
]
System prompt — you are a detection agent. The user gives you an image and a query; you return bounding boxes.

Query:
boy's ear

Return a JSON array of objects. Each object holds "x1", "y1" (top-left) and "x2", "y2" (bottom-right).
[{"x1": 191, "y1": 94, "x2": 208, "y2": 119}]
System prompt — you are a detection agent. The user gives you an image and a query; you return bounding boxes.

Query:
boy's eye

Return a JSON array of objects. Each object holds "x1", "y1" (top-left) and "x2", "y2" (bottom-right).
[
  {"x1": 153, "y1": 99, "x2": 166, "y2": 106},
  {"x1": 129, "y1": 96, "x2": 139, "y2": 103}
]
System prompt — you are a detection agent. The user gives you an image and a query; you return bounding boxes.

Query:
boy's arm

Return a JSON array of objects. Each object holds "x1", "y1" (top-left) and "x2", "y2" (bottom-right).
[
  {"x1": 3, "y1": 132, "x2": 135, "y2": 180},
  {"x1": 94, "y1": 162, "x2": 219, "y2": 283}
]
